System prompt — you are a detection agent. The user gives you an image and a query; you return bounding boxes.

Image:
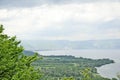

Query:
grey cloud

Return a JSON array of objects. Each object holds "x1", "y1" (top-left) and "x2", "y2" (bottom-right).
[
  {"x1": 86, "y1": 18, "x2": 120, "y2": 35},
  {"x1": 0, "y1": 0, "x2": 120, "y2": 8},
  {"x1": 32, "y1": 20, "x2": 95, "y2": 37},
  {"x1": 32, "y1": 18, "x2": 120, "y2": 37},
  {"x1": 96, "y1": 19, "x2": 120, "y2": 32}
]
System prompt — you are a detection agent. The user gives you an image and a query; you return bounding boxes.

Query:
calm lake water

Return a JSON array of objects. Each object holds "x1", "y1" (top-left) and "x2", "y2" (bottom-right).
[{"x1": 38, "y1": 50, "x2": 120, "y2": 79}]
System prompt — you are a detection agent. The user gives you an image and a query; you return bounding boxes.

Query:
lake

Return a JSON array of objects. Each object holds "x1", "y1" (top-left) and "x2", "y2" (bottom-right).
[{"x1": 37, "y1": 49, "x2": 120, "y2": 79}]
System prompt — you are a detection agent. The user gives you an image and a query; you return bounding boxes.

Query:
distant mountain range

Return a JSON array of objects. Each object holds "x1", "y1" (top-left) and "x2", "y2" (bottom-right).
[{"x1": 21, "y1": 39, "x2": 120, "y2": 50}]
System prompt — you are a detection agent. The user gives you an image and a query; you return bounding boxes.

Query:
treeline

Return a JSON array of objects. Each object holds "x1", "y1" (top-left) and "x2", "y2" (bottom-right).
[{"x1": 32, "y1": 55, "x2": 115, "y2": 80}]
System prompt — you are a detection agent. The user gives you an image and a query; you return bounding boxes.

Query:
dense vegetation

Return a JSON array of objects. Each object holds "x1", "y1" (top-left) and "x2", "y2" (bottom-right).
[
  {"x1": 32, "y1": 55, "x2": 115, "y2": 80},
  {"x1": 0, "y1": 25, "x2": 41, "y2": 80}
]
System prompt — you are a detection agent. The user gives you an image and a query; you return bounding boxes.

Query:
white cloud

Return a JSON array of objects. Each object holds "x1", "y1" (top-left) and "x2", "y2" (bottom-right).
[{"x1": 0, "y1": 2, "x2": 120, "y2": 40}]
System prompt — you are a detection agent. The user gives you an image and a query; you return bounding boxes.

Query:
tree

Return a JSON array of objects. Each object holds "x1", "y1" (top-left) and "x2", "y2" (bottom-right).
[
  {"x1": 80, "y1": 68, "x2": 93, "y2": 80},
  {"x1": 61, "y1": 77, "x2": 75, "y2": 80},
  {"x1": 112, "y1": 78, "x2": 118, "y2": 80},
  {"x1": 0, "y1": 25, "x2": 41, "y2": 80}
]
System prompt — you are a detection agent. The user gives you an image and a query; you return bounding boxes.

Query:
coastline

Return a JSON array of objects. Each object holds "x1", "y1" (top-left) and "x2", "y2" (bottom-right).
[{"x1": 97, "y1": 61, "x2": 120, "y2": 79}]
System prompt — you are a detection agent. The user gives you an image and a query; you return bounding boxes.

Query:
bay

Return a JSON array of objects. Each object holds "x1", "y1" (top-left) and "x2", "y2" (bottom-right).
[{"x1": 38, "y1": 49, "x2": 120, "y2": 79}]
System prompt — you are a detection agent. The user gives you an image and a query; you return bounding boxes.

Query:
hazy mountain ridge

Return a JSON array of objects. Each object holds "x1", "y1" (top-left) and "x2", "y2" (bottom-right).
[{"x1": 21, "y1": 39, "x2": 120, "y2": 50}]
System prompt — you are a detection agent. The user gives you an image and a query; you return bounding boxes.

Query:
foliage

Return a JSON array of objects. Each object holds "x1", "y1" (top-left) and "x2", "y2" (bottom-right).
[
  {"x1": 112, "y1": 78, "x2": 118, "y2": 80},
  {"x1": 80, "y1": 68, "x2": 93, "y2": 80},
  {"x1": 0, "y1": 25, "x2": 41, "y2": 80},
  {"x1": 33, "y1": 55, "x2": 114, "y2": 80},
  {"x1": 61, "y1": 77, "x2": 75, "y2": 80}
]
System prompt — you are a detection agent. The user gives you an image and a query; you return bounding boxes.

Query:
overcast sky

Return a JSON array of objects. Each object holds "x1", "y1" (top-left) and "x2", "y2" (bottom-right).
[{"x1": 0, "y1": 0, "x2": 120, "y2": 41}]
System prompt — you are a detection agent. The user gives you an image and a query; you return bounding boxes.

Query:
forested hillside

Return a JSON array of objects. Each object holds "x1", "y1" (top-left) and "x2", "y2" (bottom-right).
[
  {"x1": 32, "y1": 55, "x2": 115, "y2": 80},
  {"x1": 24, "y1": 49, "x2": 115, "y2": 80}
]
